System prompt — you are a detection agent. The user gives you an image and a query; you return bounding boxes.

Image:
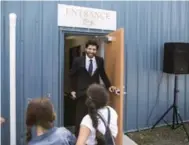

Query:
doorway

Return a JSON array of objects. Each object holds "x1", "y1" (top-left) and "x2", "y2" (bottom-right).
[
  {"x1": 63, "y1": 33, "x2": 105, "y2": 133},
  {"x1": 62, "y1": 28, "x2": 124, "y2": 145}
]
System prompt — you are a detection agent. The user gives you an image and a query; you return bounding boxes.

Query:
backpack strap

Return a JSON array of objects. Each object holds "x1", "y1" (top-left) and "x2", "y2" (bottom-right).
[
  {"x1": 97, "y1": 107, "x2": 111, "y2": 128},
  {"x1": 97, "y1": 107, "x2": 115, "y2": 144},
  {"x1": 107, "y1": 107, "x2": 110, "y2": 126}
]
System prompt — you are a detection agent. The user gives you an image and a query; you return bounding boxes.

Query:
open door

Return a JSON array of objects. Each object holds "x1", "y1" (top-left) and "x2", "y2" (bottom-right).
[{"x1": 104, "y1": 28, "x2": 124, "y2": 145}]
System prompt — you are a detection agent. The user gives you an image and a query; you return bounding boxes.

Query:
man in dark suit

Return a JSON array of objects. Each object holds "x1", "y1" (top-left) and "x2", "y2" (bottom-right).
[{"x1": 69, "y1": 40, "x2": 116, "y2": 136}]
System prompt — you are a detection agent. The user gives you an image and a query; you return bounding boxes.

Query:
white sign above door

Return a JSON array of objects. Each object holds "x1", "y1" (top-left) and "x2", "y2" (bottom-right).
[{"x1": 57, "y1": 4, "x2": 117, "y2": 31}]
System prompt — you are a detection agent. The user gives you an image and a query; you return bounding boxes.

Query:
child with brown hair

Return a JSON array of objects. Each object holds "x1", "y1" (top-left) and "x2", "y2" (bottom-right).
[{"x1": 26, "y1": 97, "x2": 76, "y2": 145}]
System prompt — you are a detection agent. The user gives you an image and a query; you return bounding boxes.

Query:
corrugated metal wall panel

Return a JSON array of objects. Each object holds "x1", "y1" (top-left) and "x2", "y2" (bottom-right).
[
  {"x1": 0, "y1": 1, "x2": 2, "y2": 143},
  {"x1": 125, "y1": 1, "x2": 189, "y2": 131},
  {"x1": 1, "y1": 1, "x2": 189, "y2": 144},
  {"x1": 1, "y1": 1, "x2": 61, "y2": 144}
]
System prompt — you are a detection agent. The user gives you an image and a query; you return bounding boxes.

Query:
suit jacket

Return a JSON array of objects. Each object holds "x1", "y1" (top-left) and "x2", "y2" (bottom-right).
[{"x1": 69, "y1": 56, "x2": 111, "y2": 98}]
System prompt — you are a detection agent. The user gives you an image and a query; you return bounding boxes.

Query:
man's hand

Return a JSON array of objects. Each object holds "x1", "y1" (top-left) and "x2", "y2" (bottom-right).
[
  {"x1": 70, "y1": 91, "x2": 76, "y2": 100},
  {"x1": 109, "y1": 86, "x2": 116, "y2": 93},
  {"x1": 0, "y1": 117, "x2": 5, "y2": 125}
]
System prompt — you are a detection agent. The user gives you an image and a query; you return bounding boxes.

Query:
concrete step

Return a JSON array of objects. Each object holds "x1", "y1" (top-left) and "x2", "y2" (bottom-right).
[{"x1": 123, "y1": 134, "x2": 138, "y2": 145}]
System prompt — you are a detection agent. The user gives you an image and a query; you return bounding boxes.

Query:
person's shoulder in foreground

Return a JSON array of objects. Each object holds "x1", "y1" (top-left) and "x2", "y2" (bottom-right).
[
  {"x1": 28, "y1": 127, "x2": 76, "y2": 145},
  {"x1": 56, "y1": 127, "x2": 76, "y2": 145},
  {"x1": 107, "y1": 105, "x2": 118, "y2": 116}
]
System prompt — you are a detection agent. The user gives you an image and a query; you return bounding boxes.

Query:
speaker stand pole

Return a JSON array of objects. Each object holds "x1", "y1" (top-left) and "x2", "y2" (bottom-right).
[{"x1": 151, "y1": 75, "x2": 189, "y2": 141}]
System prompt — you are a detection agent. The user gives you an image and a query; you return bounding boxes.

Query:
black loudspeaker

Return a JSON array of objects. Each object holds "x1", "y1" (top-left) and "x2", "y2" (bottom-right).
[{"x1": 163, "y1": 42, "x2": 189, "y2": 74}]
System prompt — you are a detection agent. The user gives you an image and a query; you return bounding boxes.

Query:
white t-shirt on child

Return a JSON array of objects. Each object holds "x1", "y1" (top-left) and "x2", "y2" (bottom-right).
[{"x1": 80, "y1": 106, "x2": 118, "y2": 145}]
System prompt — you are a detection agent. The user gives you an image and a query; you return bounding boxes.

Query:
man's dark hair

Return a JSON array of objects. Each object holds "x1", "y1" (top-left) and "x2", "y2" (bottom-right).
[{"x1": 85, "y1": 40, "x2": 99, "y2": 50}]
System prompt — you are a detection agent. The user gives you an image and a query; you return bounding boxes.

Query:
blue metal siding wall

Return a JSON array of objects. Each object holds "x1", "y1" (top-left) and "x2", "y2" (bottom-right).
[
  {"x1": 0, "y1": 1, "x2": 2, "y2": 143},
  {"x1": 1, "y1": 1, "x2": 189, "y2": 144},
  {"x1": 1, "y1": 1, "x2": 60, "y2": 145},
  {"x1": 125, "y1": 1, "x2": 189, "y2": 131}
]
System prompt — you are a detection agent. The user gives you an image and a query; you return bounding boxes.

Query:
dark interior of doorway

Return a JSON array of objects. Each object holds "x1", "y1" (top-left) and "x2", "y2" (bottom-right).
[{"x1": 63, "y1": 33, "x2": 104, "y2": 133}]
